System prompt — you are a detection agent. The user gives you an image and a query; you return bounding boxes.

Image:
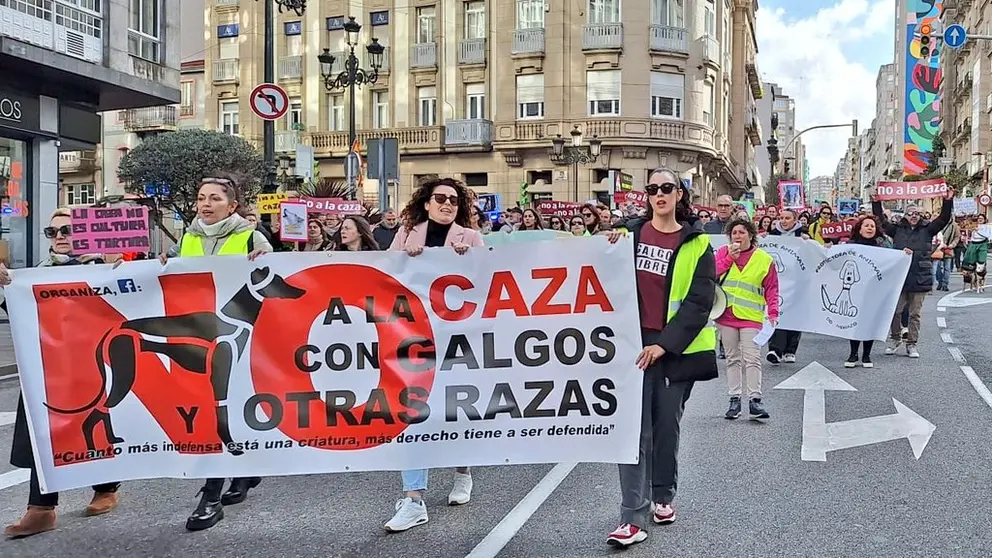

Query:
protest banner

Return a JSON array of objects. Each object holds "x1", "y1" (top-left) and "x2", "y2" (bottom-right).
[
  {"x1": 257, "y1": 193, "x2": 288, "y2": 214},
  {"x1": 535, "y1": 200, "x2": 583, "y2": 217},
  {"x1": 819, "y1": 218, "x2": 858, "y2": 240},
  {"x1": 5, "y1": 240, "x2": 642, "y2": 492},
  {"x1": 70, "y1": 207, "x2": 149, "y2": 254},
  {"x1": 874, "y1": 178, "x2": 947, "y2": 201},
  {"x1": 709, "y1": 235, "x2": 909, "y2": 340},
  {"x1": 614, "y1": 191, "x2": 647, "y2": 207},
  {"x1": 302, "y1": 197, "x2": 363, "y2": 214}
]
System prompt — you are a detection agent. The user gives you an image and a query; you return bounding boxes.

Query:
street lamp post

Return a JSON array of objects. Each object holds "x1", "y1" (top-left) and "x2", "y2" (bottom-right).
[
  {"x1": 549, "y1": 125, "x2": 602, "y2": 202},
  {"x1": 257, "y1": 0, "x2": 308, "y2": 194},
  {"x1": 318, "y1": 17, "x2": 384, "y2": 200}
]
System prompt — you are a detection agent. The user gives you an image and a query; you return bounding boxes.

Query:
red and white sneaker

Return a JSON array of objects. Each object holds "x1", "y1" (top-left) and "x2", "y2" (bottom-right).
[
  {"x1": 653, "y1": 503, "x2": 676, "y2": 524},
  {"x1": 606, "y1": 523, "x2": 647, "y2": 547}
]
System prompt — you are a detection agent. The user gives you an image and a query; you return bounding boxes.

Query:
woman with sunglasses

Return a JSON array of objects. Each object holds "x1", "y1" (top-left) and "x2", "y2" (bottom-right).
[
  {"x1": 603, "y1": 168, "x2": 717, "y2": 548},
  {"x1": 386, "y1": 176, "x2": 483, "y2": 532},
  {"x1": 0, "y1": 209, "x2": 124, "y2": 539},
  {"x1": 548, "y1": 215, "x2": 566, "y2": 231},
  {"x1": 569, "y1": 215, "x2": 589, "y2": 236},
  {"x1": 159, "y1": 172, "x2": 272, "y2": 531},
  {"x1": 581, "y1": 203, "x2": 603, "y2": 235}
]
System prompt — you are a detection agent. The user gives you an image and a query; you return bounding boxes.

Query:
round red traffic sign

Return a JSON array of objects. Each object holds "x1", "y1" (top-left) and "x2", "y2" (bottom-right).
[
  {"x1": 979, "y1": 193, "x2": 992, "y2": 207},
  {"x1": 249, "y1": 83, "x2": 290, "y2": 121}
]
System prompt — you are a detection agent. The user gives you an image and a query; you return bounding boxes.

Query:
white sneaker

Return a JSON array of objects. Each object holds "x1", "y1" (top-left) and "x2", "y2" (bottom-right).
[
  {"x1": 782, "y1": 353, "x2": 797, "y2": 363},
  {"x1": 384, "y1": 497, "x2": 428, "y2": 532},
  {"x1": 907, "y1": 345, "x2": 920, "y2": 358},
  {"x1": 448, "y1": 472, "x2": 473, "y2": 505},
  {"x1": 885, "y1": 341, "x2": 901, "y2": 355}
]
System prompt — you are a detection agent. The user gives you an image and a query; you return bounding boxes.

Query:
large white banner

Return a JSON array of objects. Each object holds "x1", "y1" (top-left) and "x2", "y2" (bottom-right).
[
  {"x1": 711, "y1": 235, "x2": 910, "y2": 340},
  {"x1": 6, "y1": 240, "x2": 642, "y2": 492}
]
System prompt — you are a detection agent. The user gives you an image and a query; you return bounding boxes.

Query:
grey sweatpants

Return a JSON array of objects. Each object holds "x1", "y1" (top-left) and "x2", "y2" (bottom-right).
[{"x1": 617, "y1": 367, "x2": 694, "y2": 529}]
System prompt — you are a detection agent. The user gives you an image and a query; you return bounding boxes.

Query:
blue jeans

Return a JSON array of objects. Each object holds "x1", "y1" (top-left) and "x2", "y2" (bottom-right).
[
  {"x1": 933, "y1": 258, "x2": 951, "y2": 287},
  {"x1": 402, "y1": 469, "x2": 429, "y2": 492}
]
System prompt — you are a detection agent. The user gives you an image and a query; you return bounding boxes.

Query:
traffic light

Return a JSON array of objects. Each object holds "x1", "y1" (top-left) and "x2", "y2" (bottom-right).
[
  {"x1": 519, "y1": 181, "x2": 529, "y2": 207},
  {"x1": 767, "y1": 137, "x2": 779, "y2": 164},
  {"x1": 919, "y1": 22, "x2": 933, "y2": 58},
  {"x1": 784, "y1": 160, "x2": 791, "y2": 175}
]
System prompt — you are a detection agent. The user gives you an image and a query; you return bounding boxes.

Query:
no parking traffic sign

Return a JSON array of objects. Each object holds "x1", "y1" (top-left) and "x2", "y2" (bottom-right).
[{"x1": 250, "y1": 83, "x2": 290, "y2": 121}]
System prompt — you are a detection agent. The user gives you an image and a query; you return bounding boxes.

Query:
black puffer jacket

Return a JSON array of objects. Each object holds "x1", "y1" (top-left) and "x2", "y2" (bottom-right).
[
  {"x1": 872, "y1": 198, "x2": 952, "y2": 293},
  {"x1": 627, "y1": 216, "x2": 718, "y2": 383}
]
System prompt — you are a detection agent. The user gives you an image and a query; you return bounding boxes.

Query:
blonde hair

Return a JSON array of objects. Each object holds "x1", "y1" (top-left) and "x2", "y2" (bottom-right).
[{"x1": 50, "y1": 207, "x2": 72, "y2": 221}]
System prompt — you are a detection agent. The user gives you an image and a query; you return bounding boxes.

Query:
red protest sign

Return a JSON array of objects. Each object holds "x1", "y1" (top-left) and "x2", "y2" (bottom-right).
[
  {"x1": 615, "y1": 191, "x2": 647, "y2": 206},
  {"x1": 874, "y1": 178, "x2": 948, "y2": 201},
  {"x1": 535, "y1": 200, "x2": 583, "y2": 216},
  {"x1": 302, "y1": 197, "x2": 363, "y2": 214},
  {"x1": 819, "y1": 218, "x2": 858, "y2": 239}
]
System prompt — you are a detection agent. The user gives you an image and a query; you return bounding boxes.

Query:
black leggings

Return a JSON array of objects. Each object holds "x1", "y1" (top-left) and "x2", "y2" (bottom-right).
[
  {"x1": 28, "y1": 468, "x2": 119, "y2": 507},
  {"x1": 848, "y1": 340, "x2": 874, "y2": 358}
]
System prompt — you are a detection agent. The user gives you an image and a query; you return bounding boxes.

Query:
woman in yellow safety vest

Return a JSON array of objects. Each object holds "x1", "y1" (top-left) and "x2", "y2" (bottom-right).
[
  {"x1": 714, "y1": 217, "x2": 780, "y2": 421},
  {"x1": 603, "y1": 167, "x2": 717, "y2": 549},
  {"x1": 164, "y1": 173, "x2": 272, "y2": 532}
]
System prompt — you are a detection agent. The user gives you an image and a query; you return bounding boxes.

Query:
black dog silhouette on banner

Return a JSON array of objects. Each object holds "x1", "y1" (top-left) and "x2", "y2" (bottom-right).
[{"x1": 44, "y1": 267, "x2": 305, "y2": 454}]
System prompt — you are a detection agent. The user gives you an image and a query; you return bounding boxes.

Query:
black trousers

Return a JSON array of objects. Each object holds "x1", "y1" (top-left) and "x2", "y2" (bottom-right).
[
  {"x1": 769, "y1": 329, "x2": 802, "y2": 356},
  {"x1": 28, "y1": 467, "x2": 119, "y2": 507},
  {"x1": 849, "y1": 340, "x2": 874, "y2": 358},
  {"x1": 202, "y1": 477, "x2": 227, "y2": 500}
]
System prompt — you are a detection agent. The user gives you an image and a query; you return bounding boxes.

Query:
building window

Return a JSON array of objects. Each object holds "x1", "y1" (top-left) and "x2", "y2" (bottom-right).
[
  {"x1": 517, "y1": 0, "x2": 544, "y2": 28},
  {"x1": 288, "y1": 99, "x2": 303, "y2": 131},
  {"x1": 66, "y1": 184, "x2": 96, "y2": 206},
  {"x1": 328, "y1": 94, "x2": 345, "y2": 131},
  {"x1": 286, "y1": 33, "x2": 303, "y2": 57},
  {"x1": 723, "y1": 90, "x2": 730, "y2": 131},
  {"x1": 516, "y1": 74, "x2": 545, "y2": 119},
  {"x1": 466, "y1": 83, "x2": 486, "y2": 119},
  {"x1": 589, "y1": 0, "x2": 621, "y2": 24},
  {"x1": 465, "y1": 1, "x2": 486, "y2": 39},
  {"x1": 219, "y1": 101, "x2": 239, "y2": 135},
  {"x1": 55, "y1": 1, "x2": 102, "y2": 40},
  {"x1": 703, "y1": 82, "x2": 714, "y2": 127},
  {"x1": 703, "y1": 1, "x2": 716, "y2": 36},
  {"x1": 128, "y1": 0, "x2": 160, "y2": 62},
  {"x1": 418, "y1": 86, "x2": 438, "y2": 126},
  {"x1": 417, "y1": 6, "x2": 436, "y2": 43},
  {"x1": 219, "y1": 37, "x2": 238, "y2": 59},
  {"x1": 372, "y1": 90, "x2": 390, "y2": 128},
  {"x1": 650, "y1": 72, "x2": 683, "y2": 119},
  {"x1": 180, "y1": 81, "x2": 194, "y2": 117},
  {"x1": 651, "y1": 0, "x2": 683, "y2": 27},
  {"x1": 587, "y1": 70, "x2": 621, "y2": 116}
]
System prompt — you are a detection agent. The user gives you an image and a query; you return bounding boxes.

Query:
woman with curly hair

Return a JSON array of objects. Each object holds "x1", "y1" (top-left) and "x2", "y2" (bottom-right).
[
  {"x1": 581, "y1": 202, "x2": 603, "y2": 235},
  {"x1": 385, "y1": 176, "x2": 484, "y2": 533},
  {"x1": 336, "y1": 215, "x2": 379, "y2": 251}
]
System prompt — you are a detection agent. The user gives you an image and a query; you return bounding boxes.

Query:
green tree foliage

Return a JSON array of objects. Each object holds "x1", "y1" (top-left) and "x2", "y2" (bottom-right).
[
  {"x1": 117, "y1": 129, "x2": 264, "y2": 224},
  {"x1": 764, "y1": 173, "x2": 784, "y2": 205}
]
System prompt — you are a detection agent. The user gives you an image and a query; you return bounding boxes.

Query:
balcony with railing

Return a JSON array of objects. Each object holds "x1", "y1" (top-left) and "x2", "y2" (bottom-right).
[
  {"x1": 492, "y1": 119, "x2": 718, "y2": 155},
  {"x1": 649, "y1": 25, "x2": 687, "y2": 54},
  {"x1": 445, "y1": 119, "x2": 494, "y2": 149},
  {"x1": 122, "y1": 106, "x2": 177, "y2": 132},
  {"x1": 583, "y1": 23, "x2": 624, "y2": 50},
  {"x1": 213, "y1": 59, "x2": 239, "y2": 82},
  {"x1": 58, "y1": 150, "x2": 97, "y2": 174},
  {"x1": 215, "y1": 0, "x2": 238, "y2": 8},
  {"x1": 700, "y1": 35, "x2": 720, "y2": 67},
  {"x1": 411, "y1": 42, "x2": 437, "y2": 69},
  {"x1": 308, "y1": 126, "x2": 445, "y2": 156},
  {"x1": 278, "y1": 56, "x2": 303, "y2": 80},
  {"x1": 746, "y1": 62, "x2": 762, "y2": 99},
  {"x1": 276, "y1": 131, "x2": 302, "y2": 153},
  {"x1": 512, "y1": 28, "x2": 545, "y2": 55},
  {"x1": 459, "y1": 38, "x2": 487, "y2": 65}
]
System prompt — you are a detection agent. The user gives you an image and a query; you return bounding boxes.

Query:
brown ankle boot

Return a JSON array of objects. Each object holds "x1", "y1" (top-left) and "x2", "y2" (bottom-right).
[
  {"x1": 85, "y1": 491, "x2": 120, "y2": 517},
  {"x1": 4, "y1": 506, "x2": 56, "y2": 538}
]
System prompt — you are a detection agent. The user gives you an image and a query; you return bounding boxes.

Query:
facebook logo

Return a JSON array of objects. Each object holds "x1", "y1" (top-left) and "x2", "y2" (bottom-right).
[{"x1": 117, "y1": 279, "x2": 139, "y2": 293}]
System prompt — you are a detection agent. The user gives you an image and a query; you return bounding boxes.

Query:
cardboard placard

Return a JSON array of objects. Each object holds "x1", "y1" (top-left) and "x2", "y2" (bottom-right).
[
  {"x1": 874, "y1": 178, "x2": 948, "y2": 201},
  {"x1": 278, "y1": 201, "x2": 308, "y2": 242},
  {"x1": 257, "y1": 193, "x2": 288, "y2": 214},
  {"x1": 819, "y1": 218, "x2": 859, "y2": 240},
  {"x1": 302, "y1": 197, "x2": 363, "y2": 214},
  {"x1": 70, "y1": 206, "x2": 150, "y2": 254}
]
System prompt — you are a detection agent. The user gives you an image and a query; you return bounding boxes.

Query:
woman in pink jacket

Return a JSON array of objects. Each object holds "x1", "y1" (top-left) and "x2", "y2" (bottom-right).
[
  {"x1": 385, "y1": 176, "x2": 484, "y2": 533},
  {"x1": 714, "y1": 217, "x2": 780, "y2": 421}
]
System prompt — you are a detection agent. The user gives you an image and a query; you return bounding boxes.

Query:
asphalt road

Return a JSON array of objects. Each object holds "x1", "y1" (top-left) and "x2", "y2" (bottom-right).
[{"x1": 2, "y1": 278, "x2": 991, "y2": 557}]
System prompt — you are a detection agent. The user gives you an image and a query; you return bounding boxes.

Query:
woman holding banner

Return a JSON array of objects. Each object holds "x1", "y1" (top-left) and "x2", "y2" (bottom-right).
[
  {"x1": 603, "y1": 168, "x2": 717, "y2": 548},
  {"x1": 715, "y1": 217, "x2": 779, "y2": 420},
  {"x1": 0, "y1": 208, "x2": 123, "y2": 539},
  {"x1": 845, "y1": 216, "x2": 891, "y2": 368},
  {"x1": 386, "y1": 176, "x2": 484, "y2": 533},
  {"x1": 160, "y1": 173, "x2": 272, "y2": 531}
]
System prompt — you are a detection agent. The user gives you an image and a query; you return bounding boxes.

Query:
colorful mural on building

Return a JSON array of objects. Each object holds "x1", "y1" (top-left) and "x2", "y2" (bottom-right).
[{"x1": 903, "y1": 0, "x2": 943, "y2": 175}]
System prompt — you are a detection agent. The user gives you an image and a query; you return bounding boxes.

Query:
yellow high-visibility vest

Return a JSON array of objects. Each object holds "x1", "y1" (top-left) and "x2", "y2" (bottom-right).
[
  {"x1": 178, "y1": 229, "x2": 253, "y2": 257},
  {"x1": 722, "y1": 248, "x2": 772, "y2": 322},
  {"x1": 666, "y1": 233, "x2": 717, "y2": 354}
]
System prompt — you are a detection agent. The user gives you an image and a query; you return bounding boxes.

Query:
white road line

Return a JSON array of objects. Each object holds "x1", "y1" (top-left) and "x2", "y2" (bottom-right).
[
  {"x1": 0, "y1": 411, "x2": 14, "y2": 427},
  {"x1": 938, "y1": 306, "x2": 946, "y2": 312},
  {"x1": 0, "y1": 372, "x2": 17, "y2": 382},
  {"x1": 948, "y1": 347, "x2": 966, "y2": 364},
  {"x1": 960, "y1": 366, "x2": 992, "y2": 410},
  {"x1": 941, "y1": 332, "x2": 954, "y2": 344},
  {"x1": 465, "y1": 462, "x2": 578, "y2": 558},
  {"x1": 937, "y1": 317, "x2": 947, "y2": 328},
  {"x1": 0, "y1": 468, "x2": 29, "y2": 491}
]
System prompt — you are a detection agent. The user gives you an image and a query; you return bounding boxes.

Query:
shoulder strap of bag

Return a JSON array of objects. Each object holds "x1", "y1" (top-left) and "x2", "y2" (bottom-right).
[{"x1": 248, "y1": 232, "x2": 254, "y2": 253}]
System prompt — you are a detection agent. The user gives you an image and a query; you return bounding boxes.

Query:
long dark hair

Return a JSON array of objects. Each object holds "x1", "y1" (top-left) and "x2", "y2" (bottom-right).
[
  {"x1": 646, "y1": 168, "x2": 693, "y2": 222},
  {"x1": 519, "y1": 208, "x2": 544, "y2": 230},
  {"x1": 581, "y1": 203, "x2": 601, "y2": 233},
  {"x1": 400, "y1": 176, "x2": 473, "y2": 230},
  {"x1": 338, "y1": 215, "x2": 380, "y2": 251},
  {"x1": 850, "y1": 215, "x2": 882, "y2": 245}
]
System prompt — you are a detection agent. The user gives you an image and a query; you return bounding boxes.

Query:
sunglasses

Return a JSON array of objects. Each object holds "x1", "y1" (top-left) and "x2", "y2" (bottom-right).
[
  {"x1": 44, "y1": 225, "x2": 72, "y2": 239},
  {"x1": 645, "y1": 182, "x2": 678, "y2": 196},
  {"x1": 581, "y1": 212, "x2": 593, "y2": 217},
  {"x1": 432, "y1": 193, "x2": 459, "y2": 206},
  {"x1": 907, "y1": 211, "x2": 920, "y2": 217}
]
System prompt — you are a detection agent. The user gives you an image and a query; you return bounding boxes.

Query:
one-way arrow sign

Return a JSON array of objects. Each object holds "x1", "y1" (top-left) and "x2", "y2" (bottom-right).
[
  {"x1": 774, "y1": 362, "x2": 936, "y2": 462},
  {"x1": 937, "y1": 290, "x2": 992, "y2": 308}
]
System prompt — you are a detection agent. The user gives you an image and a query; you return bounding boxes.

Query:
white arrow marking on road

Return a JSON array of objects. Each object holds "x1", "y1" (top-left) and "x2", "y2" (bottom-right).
[
  {"x1": 937, "y1": 317, "x2": 947, "y2": 328},
  {"x1": 774, "y1": 362, "x2": 936, "y2": 462},
  {"x1": 937, "y1": 290, "x2": 992, "y2": 308},
  {"x1": 0, "y1": 411, "x2": 14, "y2": 427}
]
